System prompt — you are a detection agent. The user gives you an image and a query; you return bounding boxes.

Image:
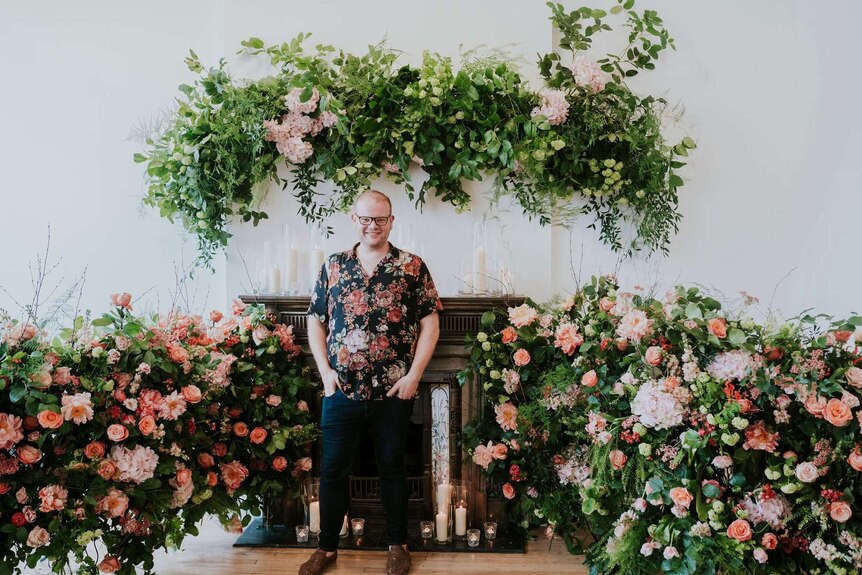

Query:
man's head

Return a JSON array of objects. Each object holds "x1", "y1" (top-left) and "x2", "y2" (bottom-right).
[{"x1": 352, "y1": 190, "x2": 394, "y2": 250}]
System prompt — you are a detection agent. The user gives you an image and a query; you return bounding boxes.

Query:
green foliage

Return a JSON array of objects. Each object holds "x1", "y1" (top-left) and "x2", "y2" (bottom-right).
[{"x1": 139, "y1": 1, "x2": 692, "y2": 269}]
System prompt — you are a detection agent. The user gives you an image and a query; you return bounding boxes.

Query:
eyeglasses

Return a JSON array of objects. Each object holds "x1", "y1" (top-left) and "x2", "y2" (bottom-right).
[{"x1": 355, "y1": 214, "x2": 392, "y2": 226}]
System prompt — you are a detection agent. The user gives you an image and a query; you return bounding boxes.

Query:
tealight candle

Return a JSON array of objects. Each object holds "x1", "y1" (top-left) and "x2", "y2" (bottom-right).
[
  {"x1": 483, "y1": 521, "x2": 497, "y2": 540},
  {"x1": 351, "y1": 518, "x2": 365, "y2": 536},
  {"x1": 467, "y1": 528, "x2": 481, "y2": 547},
  {"x1": 420, "y1": 520, "x2": 434, "y2": 539},
  {"x1": 295, "y1": 524, "x2": 309, "y2": 543}
]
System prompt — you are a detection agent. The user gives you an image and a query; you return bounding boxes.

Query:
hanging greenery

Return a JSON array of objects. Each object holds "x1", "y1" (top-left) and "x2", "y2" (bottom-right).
[{"x1": 137, "y1": 1, "x2": 694, "y2": 269}]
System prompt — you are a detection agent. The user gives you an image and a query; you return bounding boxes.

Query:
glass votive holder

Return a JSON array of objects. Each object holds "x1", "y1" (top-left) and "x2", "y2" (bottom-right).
[
  {"x1": 296, "y1": 524, "x2": 309, "y2": 543},
  {"x1": 351, "y1": 518, "x2": 365, "y2": 536},
  {"x1": 467, "y1": 528, "x2": 481, "y2": 547},
  {"x1": 483, "y1": 521, "x2": 497, "y2": 540},
  {"x1": 420, "y1": 520, "x2": 434, "y2": 539}
]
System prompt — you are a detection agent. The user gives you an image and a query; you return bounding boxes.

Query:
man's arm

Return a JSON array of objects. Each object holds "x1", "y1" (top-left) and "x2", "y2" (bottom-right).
[
  {"x1": 386, "y1": 312, "x2": 440, "y2": 399},
  {"x1": 308, "y1": 316, "x2": 339, "y2": 396}
]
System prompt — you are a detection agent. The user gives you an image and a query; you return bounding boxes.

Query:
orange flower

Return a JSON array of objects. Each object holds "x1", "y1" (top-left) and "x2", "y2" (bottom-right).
[
  {"x1": 609, "y1": 450, "x2": 627, "y2": 470},
  {"x1": 37, "y1": 410, "x2": 63, "y2": 430},
  {"x1": 233, "y1": 422, "x2": 249, "y2": 437},
  {"x1": 726, "y1": 519, "x2": 752, "y2": 542},
  {"x1": 513, "y1": 349, "x2": 531, "y2": 367},
  {"x1": 824, "y1": 398, "x2": 853, "y2": 427},
  {"x1": 83, "y1": 441, "x2": 105, "y2": 459},
  {"x1": 501, "y1": 327, "x2": 518, "y2": 344},
  {"x1": 138, "y1": 416, "x2": 156, "y2": 436},
  {"x1": 249, "y1": 427, "x2": 268, "y2": 444},
  {"x1": 707, "y1": 318, "x2": 727, "y2": 339}
]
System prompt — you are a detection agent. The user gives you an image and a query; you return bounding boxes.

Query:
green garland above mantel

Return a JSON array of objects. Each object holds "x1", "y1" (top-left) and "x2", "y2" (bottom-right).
[{"x1": 136, "y1": 1, "x2": 694, "y2": 269}]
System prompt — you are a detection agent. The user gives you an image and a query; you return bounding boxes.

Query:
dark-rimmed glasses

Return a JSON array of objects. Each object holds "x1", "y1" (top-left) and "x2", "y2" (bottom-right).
[{"x1": 355, "y1": 214, "x2": 392, "y2": 226}]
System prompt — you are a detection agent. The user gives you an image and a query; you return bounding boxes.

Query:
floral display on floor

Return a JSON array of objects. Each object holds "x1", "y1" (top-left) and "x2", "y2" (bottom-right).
[
  {"x1": 0, "y1": 297, "x2": 317, "y2": 575},
  {"x1": 138, "y1": 0, "x2": 693, "y2": 268},
  {"x1": 463, "y1": 275, "x2": 862, "y2": 574}
]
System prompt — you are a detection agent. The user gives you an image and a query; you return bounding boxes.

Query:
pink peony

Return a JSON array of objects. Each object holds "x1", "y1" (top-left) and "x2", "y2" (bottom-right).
[
  {"x1": 0, "y1": 413, "x2": 24, "y2": 449},
  {"x1": 494, "y1": 403, "x2": 519, "y2": 431},
  {"x1": 159, "y1": 391, "x2": 188, "y2": 421},
  {"x1": 60, "y1": 392, "x2": 94, "y2": 424},
  {"x1": 38, "y1": 484, "x2": 68, "y2": 512},
  {"x1": 25, "y1": 526, "x2": 50, "y2": 548},
  {"x1": 508, "y1": 304, "x2": 539, "y2": 328},
  {"x1": 97, "y1": 488, "x2": 129, "y2": 518},
  {"x1": 554, "y1": 322, "x2": 584, "y2": 355},
  {"x1": 472, "y1": 441, "x2": 495, "y2": 469},
  {"x1": 616, "y1": 310, "x2": 653, "y2": 342}
]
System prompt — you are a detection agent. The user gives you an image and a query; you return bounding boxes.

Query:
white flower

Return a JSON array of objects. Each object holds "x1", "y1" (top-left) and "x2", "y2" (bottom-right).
[
  {"x1": 706, "y1": 351, "x2": 753, "y2": 381},
  {"x1": 630, "y1": 379, "x2": 686, "y2": 430}
]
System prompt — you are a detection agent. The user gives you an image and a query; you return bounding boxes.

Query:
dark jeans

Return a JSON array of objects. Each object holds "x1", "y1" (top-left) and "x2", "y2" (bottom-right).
[{"x1": 318, "y1": 386, "x2": 414, "y2": 551}]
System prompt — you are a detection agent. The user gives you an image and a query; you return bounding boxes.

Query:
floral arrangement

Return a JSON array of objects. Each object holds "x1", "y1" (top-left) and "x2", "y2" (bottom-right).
[
  {"x1": 0, "y1": 295, "x2": 317, "y2": 574},
  {"x1": 138, "y1": 1, "x2": 693, "y2": 268},
  {"x1": 463, "y1": 275, "x2": 862, "y2": 574}
]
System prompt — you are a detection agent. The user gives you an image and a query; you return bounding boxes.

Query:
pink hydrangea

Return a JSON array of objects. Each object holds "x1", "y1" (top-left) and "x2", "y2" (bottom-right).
[
  {"x1": 530, "y1": 89, "x2": 570, "y2": 126},
  {"x1": 570, "y1": 56, "x2": 607, "y2": 93},
  {"x1": 110, "y1": 445, "x2": 159, "y2": 484},
  {"x1": 284, "y1": 87, "x2": 320, "y2": 114},
  {"x1": 630, "y1": 379, "x2": 686, "y2": 430}
]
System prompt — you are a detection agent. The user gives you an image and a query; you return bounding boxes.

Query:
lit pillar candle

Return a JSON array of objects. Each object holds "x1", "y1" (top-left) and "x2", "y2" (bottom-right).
[
  {"x1": 436, "y1": 510, "x2": 448, "y2": 543},
  {"x1": 436, "y1": 483, "x2": 451, "y2": 513},
  {"x1": 454, "y1": 503, "x2": 467, "y2": 536},
  {"x1": 309, "y1": 500, "x2": 320, "y2": 533}
]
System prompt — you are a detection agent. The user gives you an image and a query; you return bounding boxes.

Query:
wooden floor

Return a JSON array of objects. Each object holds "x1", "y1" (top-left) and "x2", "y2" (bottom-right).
[{"x1": 148, "y1": 519, "x2": 590, "y2": 574}]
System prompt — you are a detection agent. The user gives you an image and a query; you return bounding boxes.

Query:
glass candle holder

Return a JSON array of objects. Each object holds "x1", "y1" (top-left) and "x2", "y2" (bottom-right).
[
  {"x1": 450, "y1": 479, "x2": 471, "y2": 540},
  {"x1": 304, "y1": 479, "x2": 321, "y2": 536},
  {"x1": 351, "y1": 518, "x2": 365, "y2": 536},
  {"x1": 295, "y1": 524, "x2": 309, "y2": 543},
  {"x1": 420, "y1": 520, "x2": 434, "y2": 539},
  {"x1": 483, "y1": 521, "x2": 497, "y2": 540},
  {"x1": 467, "y1": 528, "x2": 481, "y2": 547}
]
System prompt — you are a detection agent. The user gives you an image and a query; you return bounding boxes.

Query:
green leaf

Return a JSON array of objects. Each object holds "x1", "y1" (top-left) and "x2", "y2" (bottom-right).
[
  {"x1": 9, "y1": 385, "x2": 27, "y2": 403},
  {"x1": 682, "y1": 136, "x2": 697, "y2": 149},
  {"x1": 685, "y1": 303, "x2": 703, "y2": 320},
  {"x1": 728, "y1": 328, "x2": 746, "y2": 346}
]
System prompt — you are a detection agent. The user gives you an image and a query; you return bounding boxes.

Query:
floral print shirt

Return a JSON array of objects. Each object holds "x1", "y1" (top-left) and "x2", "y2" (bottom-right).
[{"x1": 308, "y1": 243, "x2": 443, "y2": 401}]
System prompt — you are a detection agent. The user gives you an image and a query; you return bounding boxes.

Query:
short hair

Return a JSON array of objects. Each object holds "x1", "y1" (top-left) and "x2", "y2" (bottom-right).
[{"x1": 353, "y1": 189, "x2": 392, "y2": 213}]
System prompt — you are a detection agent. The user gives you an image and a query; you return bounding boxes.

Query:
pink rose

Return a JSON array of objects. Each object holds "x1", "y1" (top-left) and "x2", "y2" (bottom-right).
[
  {"x1": 209, "y1": 310, "x2": 223, "y2": 323},
  {"x1": 804, "y1": 395, "x2": 827, "y2": 418},
  {"x1": 97, "y1": 460, "x2": 118, "y2": 480},
  {"x1": 296, "y1": 400, "x2": 309, "y2": 412},
  {"x1": 17, "y1": 445, "x2": 42, "y2": 464},
  {"x1": 599, "y1": 297, "x2": 615, "y2": 312},
  {"x1": 249, "y1": 427, "x2": 267, "y2": 445},
  {"x1": 513, "y1": 349, "x2": 531, "y2": 367},
  {"x1": 181, "y1": 385, "x2": 202, "y2": 403},
  {"x1": 849, "y1": 448, "x2": 862, "y2": 471},
  {"x1": 846, "y1": 367, "x2": 862, "y2": 389},
  {"x1": 107, "y1": 424, "x2": 128, "y2": 442},
  {"x1": 707, "y1": 318, "x2": 727, "y2": 339},
  {"x1": 824, "y1": 398, "x2": 853, "y2": 427},
  {"x1": 795, "y1": 461, "x2": 819, "y2": 483},
  {"x1": 581, "y1": 370, "x2": 598, "y2": 387},
  {"x1": 25, "y1": 526, "x2": 50, "y2": 548},
  {"x1": 52, "y1": 367, "x2": 72, "y2": 385},
  {"x1": 266, "y1": 395, "x2": 283, "y2": 407},
  {"x1": 501, "y1": 327, "x2": 518, "y2": 344},
  {"x1": 109, "y1": 293, "x2": 132, "y2": 310},
  {"x1": 138, "y1": 415, "x2": 156, "y2": 436},
  {"x1": 502, "y1": 482, "x2": 515, "y2": 500},
  {"x1": 830, "y1": 500, "x2": 852, "y2": 523},
  {"x1": 492, "y1": 443, "x2": 508, "y2": 460},
  {"x1": 761, "y1": 532, "x2": 778, "y2": 550},
  {"x1": 669, "y1": 487, "x2": 693, "y2": 509},
  {"x1": 609, "y1": 450, "x2": 627, "y2": 470},
  {"x1": 644, "y1": 346, "x2": 663, "y2": 366},
  {"x1": 726, "y1": 519, "x2": 752, "y2": 542},
  {"x1": 37, "y1": 410, "x2": 63, "y2": 429}
]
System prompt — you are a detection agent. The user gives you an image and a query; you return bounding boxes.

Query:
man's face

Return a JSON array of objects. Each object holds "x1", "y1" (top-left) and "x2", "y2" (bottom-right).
[{"x1": 351, "y1": 198, "x2": 393, "y2": 250}]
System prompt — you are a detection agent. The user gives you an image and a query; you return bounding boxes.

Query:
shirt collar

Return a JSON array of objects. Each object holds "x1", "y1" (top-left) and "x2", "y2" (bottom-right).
[{"x1": 349, "y1": 242, "x2": 399, "y2": 261}]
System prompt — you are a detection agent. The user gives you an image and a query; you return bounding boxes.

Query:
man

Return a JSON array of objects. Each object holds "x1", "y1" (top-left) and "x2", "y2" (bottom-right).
[{"x1": 299, "y1": 189, "x2": 442, "y2": 575}]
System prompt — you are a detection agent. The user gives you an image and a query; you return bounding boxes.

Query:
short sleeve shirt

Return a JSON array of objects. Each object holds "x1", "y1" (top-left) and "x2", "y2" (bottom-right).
[{"x1": 308, "y1": 243, "x2": 443, "y2": 401}]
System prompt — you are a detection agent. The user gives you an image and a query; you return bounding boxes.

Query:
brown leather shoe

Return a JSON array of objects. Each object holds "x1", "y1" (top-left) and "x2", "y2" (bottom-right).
[
  {"x1": 386, "y1": 545, "x2": 411, "y2": 575},
  {"x1": 298, "y1": 549, "x2": 337, "y2": 575}
]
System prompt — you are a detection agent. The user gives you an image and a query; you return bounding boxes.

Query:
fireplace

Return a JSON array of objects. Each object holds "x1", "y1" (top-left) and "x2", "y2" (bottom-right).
[{"x1": 240, "y1": 295, "x2": 524, "y2": 537}]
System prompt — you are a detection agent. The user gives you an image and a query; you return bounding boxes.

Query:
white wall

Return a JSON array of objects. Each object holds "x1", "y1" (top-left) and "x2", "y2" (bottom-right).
[{"x1": 2, "y1": 1, "x2": 860, "y2": 324}]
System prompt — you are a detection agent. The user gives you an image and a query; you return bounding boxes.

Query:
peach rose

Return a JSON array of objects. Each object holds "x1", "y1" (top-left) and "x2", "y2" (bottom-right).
[
  {"x1": 830, "y1": 500, "x2": 852, "y2": 523},
  {"x1": 644, "y1": 346, "x2": 663, "y2": 366},
  {"x1": 609, "y1": 450, "x2": 627, "y2": 470},
  {"x1": 249, "y1": 427, "x2": 267, "y2": 444},
  {"x1": 599, "y1": 297, "x2": 615, "y2": 312},
  {"x1": 197, "y1": 453, "x2": 215, "y2": 468},
  {"x1": 615, "y1": 339, "x2": 628, "y2": 352},
  {"x1": 804, "y1": 395, "x2": 827, "y2": 418},
  {"x1": 84, "y1": 441, "x2": 106, "y2": 459},
  {"x1": 761, "y1": 532, "x2": 778, "y2": 550},
  {"x1": 97, "y1": 488, "x2": 129, "y2": 518},
  {"x1": 52, "y1": 366, "x2": 72, "y2": 385},
  {"x1": 25, "y1": 526, "x2": 50, "y2": 548},
  {"x1": 707, "y1": 318, "x2": 727, "y2": 339},
  {"x1": 492, "y1": 443, "x2": 508, "y2": 460},
  {"x1": 209, "y1": 310, "x2": 223, "y2": 323},
  {"x1": 795, "y1": 461, "x2": 819, "y2": 483},
  {"x1": 181, "y1": 385, "x2": 202, "y2": 403},
  {"x1": 848, "y1": 448, "x2": 862, "y2": 472},
  {"x1": 37, "y1": 410, "x2": 63, "y2": 430},
  {"x1": 17, "y1": 445, "x2": 42, "y2": 464},
  {"x1": 233, "y1": 422, "x2": 249, "y2": 437},
  {"x1": 0, "y1": 482, "x2": 10, "y2": 495},
  {"x1": 669, "y1": 487, "x2": 694, "y2": 509},
  {"x1": 726, "y1": 519, "x2": 752, "y2": 542},
  {"x1": 508, "y1": 304, "x2": 539, "y2": 328},
  {"x1": 176, "y1": 468, "x2": 192, "y2": 486},
  {"x1": 98, "y1": 556, "x2": 121, "y2": 573},
  {"x1": 501, "y1": 327, "x2": 518, "y2": 344},
  {"x1": 110, "y1": 293, "x2": 133, "y2": 309},
  {"x1": 207, "y1": 471, "x2": 218, "y2": 487},
  {"x1": 220, "y1": 461, "x2": 250, "y2": 491},
  {"x1": 846, "y1": 367, "x2": 862, "y2": 389},
  {"x1": 97, "y1": 460, "x2": 118, "y2": 480},
  {"x1": 107, "y1": 424, "x2": 128, "y2": 442},
  {"x1": 296, "y1": 400, "x2": 309, "y2": 412},
  {"x1": 295, "y1": 457, "x2": 312, "y2": 472},
  {"x1": 138, "y1": 415, "x2": 156, "y2": 436},
  {"x1": 824, "y1": 398, "x2": 853, "y2": 427},
  {"x1": 502, "y1": 482, "x2": 515, "y2": 500},
  {"x1": 513, "y1": 349, "x2": 531, "y2": 367},
  {"x1": 272, "y1": 456, "x2": 287, "y2": 472},
  {"x1": 581, "y1": 370, "x2": 598, "y2": 387}
]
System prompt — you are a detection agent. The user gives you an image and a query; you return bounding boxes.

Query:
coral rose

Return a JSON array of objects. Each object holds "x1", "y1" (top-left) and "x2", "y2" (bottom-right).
[
  {"x1": 84, "y1": 441, "x2": 106, "y2": 459},
  {"x1": 272, "y1": 456, "x2": 287, "y2": 472},
  {"x1": 26, "y1": 526, "x2": 50, "y2": 548},
  {"x1": 110, "y1": 293, "x2": 133, "y2": 309},
  {"x1": 804, "y1": 395, "x2": 827, "y2": 418},
  {"x1": 249, "y1": 427, "x2": 267, "y2": 444},
  {"x1": 98, "y1": 556, "x2": 121, "y2": 573},
  {"x1": 197, "y1": 453, "x2": 215, "y2": 469},
  {"x1": 513, "y1": 349, "x2": 531, "y2": 367},
  {"x1": 37, "y1": 410, "x2": 63, "y2": 429},
  {"x1": 17, "y1": 445, "x2": 42, "y2": 464},
  {"x1": 492, "y1": 443, "x2": 508, "y2": 460},
  {"x1": 581, "y1": 369, "x2": 598, "y2": 387},
  {"x1": 502, "y1": 482, "x2": 515, "y2": 500},
  {"x1": 644, "y1": 346, "x2": 663, "y2": 366},
  {"x1": 138, "y1": 415, "x2": 156, "y2": 436},
  {"x1": 97, "y1": 460, "x2": 118, "y2": 480},
  {"x1": 707, "y1": 318, "x2": 727, "y2": 339},
  {"x1": 181, "y1": 385, "x2": 202, "y2": 403},
  {"x1": 209, "y1": 310, "x2": 223, "y2": 323},
  {"x1": 824, "y1": 398, "x2": 853, "y2": 427},
  {"x1": 501, "y1": 326, "x2": 518, "y2": 344},
  {"x1": 233, "y1": 422, "x2": 249, "y2": 437},
  {"x1": 761, "y1": 532, "x2": 778, "y2": 550},
  {"x1": 846, "y1": 367, "x2": 862, "y2": 389},
  {"x1": 669, "y1": 487, "x2": 694, "y2": 509},
  {"x1": 726, "y1": 519, "x2": 752, "y2": 542}
]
